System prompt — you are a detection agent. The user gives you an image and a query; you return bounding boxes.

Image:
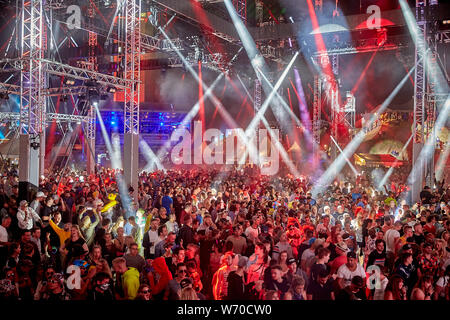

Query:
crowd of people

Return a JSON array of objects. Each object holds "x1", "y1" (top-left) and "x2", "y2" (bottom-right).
[{"x1": 0, "y1": 165, "x2": 449, "y2": 301}]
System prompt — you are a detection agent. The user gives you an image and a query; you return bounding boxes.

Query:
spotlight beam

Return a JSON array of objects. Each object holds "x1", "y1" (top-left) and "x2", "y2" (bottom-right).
[
  {"x1": 246, "y1": 53, "x2": 299, "y2": 136},
  {"x1": 330, "y1": 135, "x2": 358, "y2": 176},
  {"x1": 378, "y1": 134, "x2": 413, "y2": 190},
  {"x1": 260, "y1": 116, "x2": 300, "y2": 177},
  {"x1": 140, "y1": 139, "x2": 165, "y2": 172},
  {"x1": 293, "y1": 69, "x2": 312, "y2": 133},
  {"x1": 95, "y1": 104, "x2": 134, "y2": 217},
  {"x1": 404, "y1": 96, "x2": 450, "y2": 199},
  {"x1": 399, "y1": 0, "x2": 448, "y2": 95},
  {"x1": 223, "y1": 0, "x2": 291, "y2": 128},
  {"x1": 312, "y1": 60, "x2": 420, "y2": 198},
  {"x1": 159, "y1": 27, "x2": 261, "y2": 166},
  {"x1": 236, "y1": 74, "x2": 254, "y2": 103},
  {"x1": 256, "y1": 66, "x2": 315, "y2": 144},
  {"x1": 151, "y1": 73, "x2": 224, "y2": 167}
]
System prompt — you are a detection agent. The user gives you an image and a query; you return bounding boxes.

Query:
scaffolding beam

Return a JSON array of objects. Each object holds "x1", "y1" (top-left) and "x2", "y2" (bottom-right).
[
  {"x1": 19, "y1": 0, "x2": 46, "y2": 187},
  {"x1": 123, "y1": 0, "x2": 141, "y2": 202},
  {"x1": 312, "y1": 74, "x2": 322, "y2": 168}
]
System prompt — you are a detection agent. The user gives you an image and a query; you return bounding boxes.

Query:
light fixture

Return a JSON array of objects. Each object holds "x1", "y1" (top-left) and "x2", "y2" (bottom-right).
[
  {"x1": 106, "y1": 86, "x2": 116, "y2": 93},
  {"x1": 64, "y1": 78, "x2": 75, "y2": 85}
]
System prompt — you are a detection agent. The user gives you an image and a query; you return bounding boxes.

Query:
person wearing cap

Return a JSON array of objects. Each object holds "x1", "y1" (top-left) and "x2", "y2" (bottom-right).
[
  {"x1": 226, "y1": 255, "x2": 247, "y2": 300},
  {"x1": 17, "y1": 200, "x2": 42, "y2": 231},
  {"x1": 285, "y1": 257, "x2": 309, "y2": 289},
  {"x1": 335, "y1": 275, "x2": 366, "y2": 300},
  {"x1": 29, "y1": 191, "x2": 46, "y2": 216},
  {"x1": 330, "y1": 242, "x2": 349, "y2": 275},
  {"x1": 332, "y1": 205, "x2": 345, "y2": 225},
  {"x1": 336, "y1": 251, "x2": 366, "y2": 290},
  {"x1": 179, "y1": 278, "x2": 199, "y2": 300}
]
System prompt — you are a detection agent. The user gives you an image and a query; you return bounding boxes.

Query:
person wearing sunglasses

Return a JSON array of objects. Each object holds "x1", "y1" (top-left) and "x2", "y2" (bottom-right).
[
  {"x1": 39, "y1": 273, "x2": 70, "y2": 301},
  {"x1": 0, "y1": 267, "x2": 19, "y2": 300},
  {"x1": 34, "y1": 266, "x2": 56, "y2": 300},
  {"x1": 164, "y1": 263, "x2": 188, "y2": 300},
  {"x1": 136, "y1": 284, "x2": 152, "y2": 300}
]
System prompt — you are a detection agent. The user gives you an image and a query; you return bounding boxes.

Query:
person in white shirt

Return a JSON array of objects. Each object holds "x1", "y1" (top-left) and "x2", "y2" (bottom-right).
[
  {"x1": 337, "y1": 251, "x2": 366, "y2": 289},
  {"x1": 0, "y1": 215, "x2": 11, "y2": 247},
  {"x1": 142, "y1": 218, "x2": 160, "y2": 259},
  {"x1": 245, "y1": 216, "x2": 261, "y2": 243},
  {"x1": 0, "y1": 215, "x2": 12, "y2": 267},
  {"x1": 17, "y1": 200, "x2": 42, "y2": 230},
  {"x1": 29, "y1": 191, "x2": 46, "y2": 216},
  {"x1": 384, "y1": 220, "x2": 402, "y2": 271}
]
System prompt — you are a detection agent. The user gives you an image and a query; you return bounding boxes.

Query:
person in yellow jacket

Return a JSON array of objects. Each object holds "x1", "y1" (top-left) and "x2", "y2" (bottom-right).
[
  {"x1": 112, "y1": 257, "x2": 140, "y2": 300},
  {"x1": 49, "y1": 214, "x2": 71, "y2": 248},
  {"x1": 143, "y1": 208, "x2": 158, "y2": 233}
]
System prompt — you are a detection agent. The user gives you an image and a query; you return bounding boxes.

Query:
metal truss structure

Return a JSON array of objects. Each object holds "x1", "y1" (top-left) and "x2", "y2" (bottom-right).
[
  {"x1": 166, "y1": 52, "x2": 227, "y2": 73},
  {"x1": 411, "y1": 0, "x2": 442, "y2": 201},
  {"x1": 141, "y1": 34, "x2": 183, "y2": 53},
  {"x1": 87, "y1": 2, "x2": 98, "y2": 72},
  {"x1": 20, "y1": 0, "x2": 45, "y2": 136},
  {"x1": 312, "y1": 74, "x2": 321, "y2": 165},
  {"x1": 123, "y1": 0, "x2": 141, "y2": 135},
  {"x1": 254, "y1": 78, "x2": 261, "y2": 116},
  {"x1": 232, "y1": 0, "x2": 247, "y2": 23},
  {"x1": 413, "y1": 1, "x2": 427, "y2": 146},
  {"x1": 0, "y1": 83, "x2": 91, "y2": 97},
  {"x1": 255, "y1": 0, "x2": 263, "y2": 26},
  {"x1": 0, "y1": 111, "x2": 88, "y2": 123},
  {"x1": 0, "y1": 58, "x2": 131, "y2": 88},
  {"x1": 342, "y1": 91, "x2": 356, "y2": 134}
]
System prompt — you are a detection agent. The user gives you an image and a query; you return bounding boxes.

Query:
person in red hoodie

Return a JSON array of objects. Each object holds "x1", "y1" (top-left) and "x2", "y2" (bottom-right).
[{"x1": 146, "y1": 257, "x2": 173, "y2": 300}]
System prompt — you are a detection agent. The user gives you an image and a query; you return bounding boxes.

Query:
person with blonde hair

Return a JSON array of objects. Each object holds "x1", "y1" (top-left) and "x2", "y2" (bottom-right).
[
  {"x1": 60, "y1": 225, "x2": 88, "y2": 266},
  {"x1": 89, "y1": 245, "x2": 112, "y2": 278},
  {"x1": 180, "y1": 287, "x2": 198, "y2": 300},
  {"x1": 113, "y1": 226, "x2": 125, "y2": 256},
  {"x1": 111, "y1": 257, "x2": 140, "y2": 300},
  {"x1": 264, "y1": 290, "x2": 279, "y2": 300},
  {"x1": 78, "y1": 208, "x2": 101, "y2": 247}
]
